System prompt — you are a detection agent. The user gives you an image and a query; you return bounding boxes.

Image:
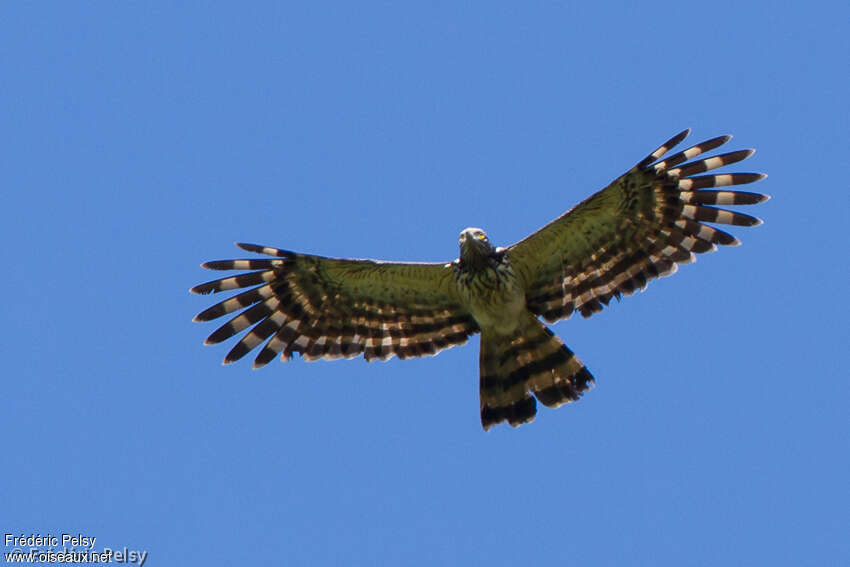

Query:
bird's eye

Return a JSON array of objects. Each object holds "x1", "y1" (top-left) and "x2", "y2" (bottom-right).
[{"x1": 476, "y1": 233, "x2": 486, "y2": 239}]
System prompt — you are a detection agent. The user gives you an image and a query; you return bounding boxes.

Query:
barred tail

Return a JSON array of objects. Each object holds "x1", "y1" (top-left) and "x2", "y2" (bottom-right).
[{"x1": 479, "y1": 314, "x2": 594, "y2": 430}]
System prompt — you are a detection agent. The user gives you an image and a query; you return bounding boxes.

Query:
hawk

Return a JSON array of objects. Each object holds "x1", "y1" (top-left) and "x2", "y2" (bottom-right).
[{"x1": 191, "y1": 129, "x2": 768, "y2": 430}]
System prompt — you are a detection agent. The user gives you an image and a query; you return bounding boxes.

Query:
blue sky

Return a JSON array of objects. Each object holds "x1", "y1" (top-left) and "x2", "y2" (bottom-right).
[{"x1": 2, "y1": 2, "x2": 848, "y2": 565}]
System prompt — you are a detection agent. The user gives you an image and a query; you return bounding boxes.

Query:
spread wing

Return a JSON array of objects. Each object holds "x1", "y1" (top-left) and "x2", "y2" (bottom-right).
[
  {"x1": 506, "y1": 129, "x2": 769, "y2": 322},
  {"x1": 190, "y1": 243, "x2": 478, "y2": 367}
]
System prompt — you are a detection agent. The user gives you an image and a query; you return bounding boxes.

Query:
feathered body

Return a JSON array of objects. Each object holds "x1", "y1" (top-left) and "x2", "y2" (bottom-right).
[{"x1": 191, "y1": 129, "x2": 768, "y2": 430}]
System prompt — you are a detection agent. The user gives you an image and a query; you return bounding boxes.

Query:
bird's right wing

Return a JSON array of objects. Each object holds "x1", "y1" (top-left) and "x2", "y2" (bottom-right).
[{"x1": 191, "y1": 244, "x2": 478, "y2": 367}]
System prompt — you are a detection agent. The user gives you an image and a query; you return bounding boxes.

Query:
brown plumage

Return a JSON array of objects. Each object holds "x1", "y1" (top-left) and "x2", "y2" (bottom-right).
[{"x1": 191, "y1": 129, "x2": 768, "y2": 430}]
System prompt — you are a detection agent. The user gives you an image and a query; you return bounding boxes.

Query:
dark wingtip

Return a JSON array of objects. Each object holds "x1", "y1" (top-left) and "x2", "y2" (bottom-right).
[
  {"x1": 667, "y1": 128, "x2": 691, "y2": 149},
  {"x1": 733, "y1": 173, "x2": 767, "y2": 186},
  {"x1": 235, "y1": 242, "x2": 266, "y2": 253},
  {"x1": 190, "y1": 283, "x2": 215, "y2": 295}
]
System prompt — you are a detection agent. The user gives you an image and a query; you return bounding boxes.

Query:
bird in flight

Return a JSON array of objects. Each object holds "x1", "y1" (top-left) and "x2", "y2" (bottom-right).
[{"x1": 191, "y1": 129, "x2": 768, "y2": 430}]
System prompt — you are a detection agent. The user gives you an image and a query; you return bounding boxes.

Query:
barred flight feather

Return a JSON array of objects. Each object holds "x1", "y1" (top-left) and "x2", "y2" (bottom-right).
[
  {"x1": 192, "y1": 128, "x2": 767, "y2": 431},
  {"x1": 190, "y1": 246, "x2": 478, "y2": 367}
]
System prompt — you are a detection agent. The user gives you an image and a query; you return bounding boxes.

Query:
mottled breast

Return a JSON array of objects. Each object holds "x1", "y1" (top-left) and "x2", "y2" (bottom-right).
[{"x1": 456, "y1": 259, "x2": 526, "y2": 335}]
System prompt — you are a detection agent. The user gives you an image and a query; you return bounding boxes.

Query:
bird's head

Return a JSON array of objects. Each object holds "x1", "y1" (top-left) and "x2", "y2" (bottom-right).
[{"x1": 458, "y1": 227, "x2": 495, "y2": 264}]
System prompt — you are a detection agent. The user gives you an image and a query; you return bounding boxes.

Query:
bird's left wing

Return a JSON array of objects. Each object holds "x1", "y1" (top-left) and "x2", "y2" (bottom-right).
[
  {"x1": 191, "y1": 244, "x2": 477, "y2": 367},
  {"x1": 506, "y1": 129, "x2": 768, "y2": 322}
]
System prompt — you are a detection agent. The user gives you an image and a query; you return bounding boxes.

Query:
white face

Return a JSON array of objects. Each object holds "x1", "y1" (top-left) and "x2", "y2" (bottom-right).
[{"x1": 459, "y1": 227, "x2": 488, "y2": 245}]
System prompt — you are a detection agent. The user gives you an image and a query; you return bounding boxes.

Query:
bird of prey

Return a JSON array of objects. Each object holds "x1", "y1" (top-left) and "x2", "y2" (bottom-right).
[{"x1": 191, "y1": 129, "x2": 768, "y2": 430}]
